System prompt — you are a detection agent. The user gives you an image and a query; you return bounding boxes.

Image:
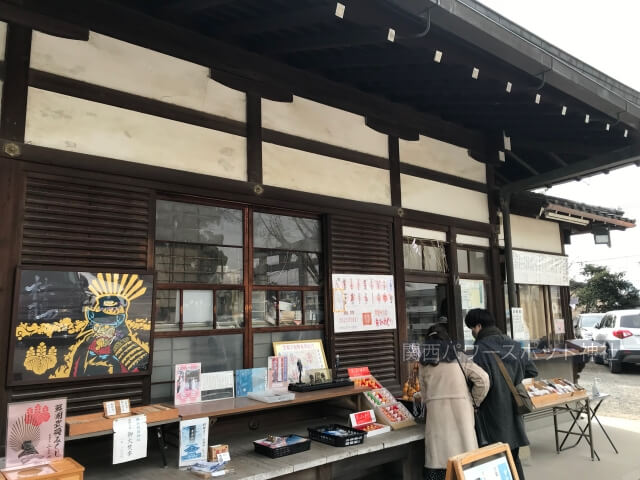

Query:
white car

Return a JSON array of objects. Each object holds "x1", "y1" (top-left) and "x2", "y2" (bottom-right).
[
  {"x1": 593, "y1": 309, "x2": 640, "y2": 373},
  {"x1": 574, "y1": 313, "x2": 604, "y2": 340}
]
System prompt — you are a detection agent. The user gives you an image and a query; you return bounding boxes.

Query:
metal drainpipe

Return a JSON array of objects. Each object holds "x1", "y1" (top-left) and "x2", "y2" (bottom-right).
[{"x1": 500, "y1": 193, "x2": 518, "y2": 314}]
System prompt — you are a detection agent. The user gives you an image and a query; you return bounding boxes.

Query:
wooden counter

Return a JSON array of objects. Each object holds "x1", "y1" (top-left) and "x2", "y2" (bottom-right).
[{"x1": 177, "y1": 385, "x2": 367, "y2": 420}]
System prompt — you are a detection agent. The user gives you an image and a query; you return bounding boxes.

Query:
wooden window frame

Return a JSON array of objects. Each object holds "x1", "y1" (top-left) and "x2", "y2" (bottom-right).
[{"x1": 152, "y1": 196, "x2": 325, "y2": 366}]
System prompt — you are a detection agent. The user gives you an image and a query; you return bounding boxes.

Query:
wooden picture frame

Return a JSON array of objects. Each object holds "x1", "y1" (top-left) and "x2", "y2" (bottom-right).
[
  {"x1": 272, "y1": 339, "x2": 328, "y2": 384},
  {"x1": 445, "y1": 442, "x2": 519, "y2": 480}
]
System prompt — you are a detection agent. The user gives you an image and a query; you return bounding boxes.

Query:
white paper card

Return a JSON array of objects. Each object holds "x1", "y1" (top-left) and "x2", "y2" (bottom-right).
[
  {"x1": 217, "y1": 452, "x2": 231, "y2": 463},
  {"x1": 113, "y1": 414, "x2": 147, "y2": 464},
  {"x1": 105, "y1": 401, "x2": 117, "y2": 417},
  {"x1": 119, "y1": 399, "x2": 130, "y2": 414},
  {"x1": 201, "y1": 371, "x2": 234, "y2": 391}
]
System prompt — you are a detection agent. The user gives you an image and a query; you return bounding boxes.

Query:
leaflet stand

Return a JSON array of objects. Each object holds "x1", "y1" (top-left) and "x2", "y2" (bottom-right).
[
  {"x1": 445, "y1": 443, "x2": 519, "y2": 480},
  {"x1": 103, "y1": 398, "x2": 131, "y2": 419}
]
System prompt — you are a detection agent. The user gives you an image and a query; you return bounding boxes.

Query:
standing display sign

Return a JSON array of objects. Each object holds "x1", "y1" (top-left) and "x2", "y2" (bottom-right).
[
  {"x1": 273, "y1": 340, "x2": 328, "y2": 385},
  {"x1": 332, "y1": 274, "x2": 396, "y2": 333},
  {"x1": 179, "y1": 418, "x2": 209, "y2": 467},
  {"x1": 201, "y1": 370, "x2": 235, "y2": 401},
  {"x1": 174, "y1": 363, "x2": 202, "y2": 405},
  {"x1": 5, "y1": 398, "x2": 67, "y2": 469},
  {"x1": 112, "y1": 414, "x2": 147, "y2": 464},
  {"x1": 267, "y1": 356, "x2": 289, "y2": 390},
  {"x1": 445, "y1": 442, "x2": 518, "y2": 480}
]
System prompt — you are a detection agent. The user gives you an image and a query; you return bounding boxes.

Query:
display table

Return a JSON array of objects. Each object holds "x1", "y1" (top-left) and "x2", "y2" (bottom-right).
[
  {"x1": 552, "y1": 393, "x2": 619, "y2": 461},
  {"x1": 65, "y1": 406, "x2": 180, "y2": 468},
  {"x1": 65, "y1": 416, "x2": 425, "y2": 480},
  {"x1": 177, "y1": 385, "x2": 367, "y2": 421}
]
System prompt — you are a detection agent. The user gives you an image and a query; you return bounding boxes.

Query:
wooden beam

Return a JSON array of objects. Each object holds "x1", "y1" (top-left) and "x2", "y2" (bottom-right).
[
  {"x1": 509, "y1": 138, "x2": 615, "y2": 156},
  {"x1": 502, "y1": 143, "x2": 640, "y2": 193},
  {"x1": 209, "y1": 69, "x2": 292, "y2": 102},
  {"x1": 389, "y1": 137, "x2": 401, "y2": 207},
  {"x1": 246, "y1": 94, "x2": 262, "y2": 184},
  {"x1": 399, "y1": 163, "x2": 488, "y2": 193},
  {"x1": 159, "y1": 0, "x2": 237, "y2": 14},
  {"x1": 214, "y1": 5, "x2": 335, "y2": 37},
  {"x1": 0, "y1": 1, "x2": 88, "y2": 40},
  {"x1": 505, "y1": 151, "x2": 539, "y2": 176},
  {"x1": 548, "y1": 152, "x2": 567, "y2": 167},
  {"x1": 0, "y1": 24, "x2": 31, "y2": 141},
  {"x1": 262, "y1": 27, "x2": 389, "y2": 55},
  {"x1": 29, "y1": 69, "x2": 247, "y2": 137},
  {"x1": 17, "y1": 0, "x2": 486, "y2": 152}
]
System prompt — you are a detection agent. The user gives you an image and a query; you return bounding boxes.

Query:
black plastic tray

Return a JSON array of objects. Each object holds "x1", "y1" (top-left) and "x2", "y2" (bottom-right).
[
  {"x1": 307, "y1": 424, "x2": 366, "y2": 447},
  {"x1": 253, "y1": 435, "x2": 311, "y2": 458},
  {"x1": 288, "y1": 379, "x2": 354, "y2": 392}
]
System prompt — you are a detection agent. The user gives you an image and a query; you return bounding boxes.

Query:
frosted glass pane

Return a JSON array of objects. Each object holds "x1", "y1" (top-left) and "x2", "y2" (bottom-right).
[{"x1": 183, "y1": 290, "x2": 213, "y2": 329}]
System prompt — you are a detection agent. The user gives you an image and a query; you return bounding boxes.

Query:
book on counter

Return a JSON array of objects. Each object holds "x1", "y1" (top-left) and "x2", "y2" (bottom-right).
[{"x1": 247, "y1": 390, "x2": 295, "y2": 403}]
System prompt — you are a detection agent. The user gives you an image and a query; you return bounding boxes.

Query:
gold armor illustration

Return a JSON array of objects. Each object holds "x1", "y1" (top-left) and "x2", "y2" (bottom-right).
[{"x1": 17, "y1": 273, "x2": 151, "y2": 379}]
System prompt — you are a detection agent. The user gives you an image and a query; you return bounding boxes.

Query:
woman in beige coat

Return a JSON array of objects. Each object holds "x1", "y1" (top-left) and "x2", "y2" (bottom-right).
[{"x1": 418, "y1": 324, "x2": 490, "y2": 480}]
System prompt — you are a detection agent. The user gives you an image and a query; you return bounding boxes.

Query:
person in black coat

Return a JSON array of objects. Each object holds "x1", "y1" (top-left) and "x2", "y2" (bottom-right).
[{"x1": 465, "y1": 309, "x2": 538, "y2": 480}]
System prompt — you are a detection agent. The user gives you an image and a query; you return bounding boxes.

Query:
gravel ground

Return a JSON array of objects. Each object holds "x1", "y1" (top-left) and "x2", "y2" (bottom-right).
[{"x1": 577, "y1": 360, "x2": 640, "y2": 420}]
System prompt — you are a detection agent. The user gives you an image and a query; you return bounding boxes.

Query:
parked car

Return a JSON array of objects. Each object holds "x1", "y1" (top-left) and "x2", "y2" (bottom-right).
[
  {"x1": 593, "y1": 310, "x2": 640, "y2": 373},
  {"x1": 574, "y1": 313, "x2": 604, "y2": 340}
]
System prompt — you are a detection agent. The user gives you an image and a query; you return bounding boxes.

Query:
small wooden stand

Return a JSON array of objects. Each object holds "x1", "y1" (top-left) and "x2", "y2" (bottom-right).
[
  {"x1": 1, "y1": 458, "x2": 84, "y2": 480},
  {"x1": 103, "y1": 398, "x2": 131, "y2": 419},
  {"x1": 67, "y1": 404, "x2": 178, "y2": 436},
  {"x1": 445, "y1": 443, "x2": 519, "y2": 480}
]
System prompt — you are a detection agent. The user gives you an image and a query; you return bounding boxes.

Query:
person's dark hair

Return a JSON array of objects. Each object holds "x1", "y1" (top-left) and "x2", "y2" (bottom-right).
[
  {"x1": 464, "y1": 308, "x2": 496, "y2": 330},
  {"x1": 420, "y1": 324, "x2": 459, "y2": 366}
]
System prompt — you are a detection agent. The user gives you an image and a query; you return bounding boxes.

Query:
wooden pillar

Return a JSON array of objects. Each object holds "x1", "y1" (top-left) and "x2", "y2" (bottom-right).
[
  {"x1": 0, "y1": 23, "x2": 31, "y2": 449},
  {"x1": 486, "y1": 164, "x2": 507, "y2": 334},
  {"x1": 246, "y1": 93, "x2": 262, "y2": 185},
  {"x1": 0, "y1": 159, "x2": 23, "y2": 447}
]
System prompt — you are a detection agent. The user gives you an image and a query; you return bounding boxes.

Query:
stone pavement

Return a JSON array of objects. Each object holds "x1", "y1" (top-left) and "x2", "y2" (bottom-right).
[{"x1": 523, "y1": 416, "x2": 640, "y2": 479}]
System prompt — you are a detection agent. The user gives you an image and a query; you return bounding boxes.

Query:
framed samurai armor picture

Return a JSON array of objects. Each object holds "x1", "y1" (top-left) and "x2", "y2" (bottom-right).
[{"x1": 8, "y1": 268, "x2": 154, "y2": 385}]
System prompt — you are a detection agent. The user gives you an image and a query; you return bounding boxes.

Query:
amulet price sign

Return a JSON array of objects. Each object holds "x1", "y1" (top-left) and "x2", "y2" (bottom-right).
[{"x1": 332, "y1": 274, "x2": 397, "y2": 333}]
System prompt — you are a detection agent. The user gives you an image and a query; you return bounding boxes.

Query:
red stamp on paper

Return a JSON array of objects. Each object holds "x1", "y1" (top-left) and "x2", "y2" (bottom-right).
[{"x1": 362, "y1": 312, "x2": 372, "y2": 326}]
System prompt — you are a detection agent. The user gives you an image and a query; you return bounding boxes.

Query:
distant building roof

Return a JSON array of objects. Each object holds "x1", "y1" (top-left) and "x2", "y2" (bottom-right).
[{"x1": 512, "y1": 191, "x2": 636, "y2": 232}]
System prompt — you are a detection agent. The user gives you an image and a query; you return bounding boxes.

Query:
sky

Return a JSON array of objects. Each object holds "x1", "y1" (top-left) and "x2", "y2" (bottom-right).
[{"x1": 478, "y1": 0, "x2": 640, "y2": 286}]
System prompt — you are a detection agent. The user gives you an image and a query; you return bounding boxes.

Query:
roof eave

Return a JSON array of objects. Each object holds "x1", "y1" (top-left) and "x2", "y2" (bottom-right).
[{"x1": 384, "y1": 0, "x2": 640, "y2": 130}]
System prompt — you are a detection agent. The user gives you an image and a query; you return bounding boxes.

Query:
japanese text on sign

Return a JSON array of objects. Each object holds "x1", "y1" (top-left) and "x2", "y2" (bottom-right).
[{"x1": 332, "y1": 274, "x2": 397, "y2": 333}]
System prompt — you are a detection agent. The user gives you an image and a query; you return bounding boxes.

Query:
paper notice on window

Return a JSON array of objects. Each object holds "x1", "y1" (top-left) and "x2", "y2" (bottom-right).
[
  {"x1": 332, "y1": 274, "x2": 397, "y2": 333},
  {"x1": 554, "y1": 318, "x2": 566, "y2": 334},
  {"x1": 113, "y1": 414, "x2": 147, "y2": 464}
]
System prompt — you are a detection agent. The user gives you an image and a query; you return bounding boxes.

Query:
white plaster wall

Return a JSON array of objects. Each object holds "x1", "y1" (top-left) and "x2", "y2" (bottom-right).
[
  {"x1": 30, "y1": 31, "x2": 245, "y2": 121},
  {"x1": 263, "y1": 143, "x2": 391, "y2": 205},
  {"x1": 25, "y1": 88, "x2": 247, "y2": 181},
  {"x1": 262, "y1": 96, "x2": 388, "y2": 158},
  {"x1": 402, "y1": 226, "x2": 447, "y2": 242},
  {"x1": 501, "y1": 214, "x2": 563, "y2": 254},
  {"x1": 401, "y1": 174, "x2": 489, "y2": 223},
  {"x1": 457, "y1": 234, "x2": 490, "y2": 247},
  {"x1": 0, "y1": 21, "x2": 6, "y2": 60},
  {"x1": 399, "y1": 135, "x2": 486, "y2": 184}
]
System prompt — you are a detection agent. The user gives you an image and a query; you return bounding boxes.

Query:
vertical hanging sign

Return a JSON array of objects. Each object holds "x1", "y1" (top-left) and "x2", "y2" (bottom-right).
[{"x1": 112, "y1": 414, "x2": 147, "y2": 464}]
